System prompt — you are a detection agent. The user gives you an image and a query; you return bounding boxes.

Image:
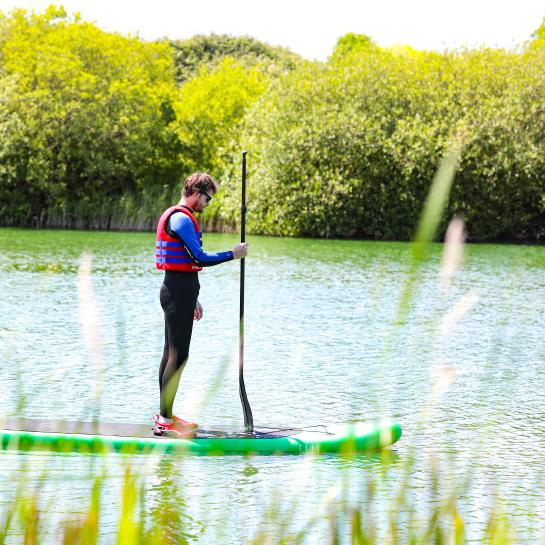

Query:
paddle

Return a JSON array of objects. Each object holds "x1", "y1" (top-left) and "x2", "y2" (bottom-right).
[{"x1": 239, "y1": 151, "x2": 254, "y2": 432}]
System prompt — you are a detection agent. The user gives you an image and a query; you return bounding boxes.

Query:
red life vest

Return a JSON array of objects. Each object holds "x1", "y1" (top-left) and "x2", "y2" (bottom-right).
[{"x1": 155, "y1": 205, "x2": 203, "y2": 272}]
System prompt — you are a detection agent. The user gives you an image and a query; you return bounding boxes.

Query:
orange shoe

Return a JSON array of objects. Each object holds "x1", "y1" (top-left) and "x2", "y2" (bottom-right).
[
  {"x1": 153, "y1": 420, "x2": 196, "y2": 438},
  {"x1": 154, "y1": 414, "x2": 198, "y2": 430}
]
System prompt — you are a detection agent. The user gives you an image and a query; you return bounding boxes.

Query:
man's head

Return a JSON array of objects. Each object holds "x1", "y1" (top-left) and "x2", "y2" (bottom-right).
[{"x1": 181, "y1": 172, "x2": 218, "y2": 213}]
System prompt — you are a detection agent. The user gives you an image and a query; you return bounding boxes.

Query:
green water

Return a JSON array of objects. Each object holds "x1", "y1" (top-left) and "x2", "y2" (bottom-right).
[{"x1": 0, "y1": 227, "x2": 544, "y2": 542}]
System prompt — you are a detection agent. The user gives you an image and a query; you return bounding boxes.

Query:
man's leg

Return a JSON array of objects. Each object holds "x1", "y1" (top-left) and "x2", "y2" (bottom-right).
[
  {"x1": 158, "y1": 320, "x2": 169, "y2": 391},
  {"x1": 159, "y1": 304, "x2": 195, "y2": 419}
]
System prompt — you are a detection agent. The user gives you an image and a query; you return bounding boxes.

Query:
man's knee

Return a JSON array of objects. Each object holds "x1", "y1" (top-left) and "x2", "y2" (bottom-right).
[{"x1": 177, "y1": 355, "x2": 189, "y2": 370}]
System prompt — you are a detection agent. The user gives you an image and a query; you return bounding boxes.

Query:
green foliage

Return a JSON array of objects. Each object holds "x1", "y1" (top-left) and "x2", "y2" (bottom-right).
[
  {"x1": 0, "y1": 6, "x2": 182, "y2": 227},
  {"x1": 330, "y1": 32, "x2": 377, "y2": 60},
  {"x1": 0, "y1": 7, "x2": 543, "y2": 241},
  {"x1": 529, "y1": 17, "x2": 545, "y2": 47},
  {"x1": 170, "y1": 33, "x2": 302, "y2": 83},
  {"x1": 172, "y1": 58, "x2": 269, "y2": 173},
  {"x1": 218, "y1": 47, "x2": 461, "y2": 238},
  {"x1": 448, "y1": 47, "x2": 545, "y2": 240},
  {"x1": 215, "y1": 38, "x2": 545, "y2": 241}
]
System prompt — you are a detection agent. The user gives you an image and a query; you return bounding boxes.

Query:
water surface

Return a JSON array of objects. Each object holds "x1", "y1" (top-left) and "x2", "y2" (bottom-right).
[{"x1": 0, "y1": 228, "x2": 543, "y2": 542}]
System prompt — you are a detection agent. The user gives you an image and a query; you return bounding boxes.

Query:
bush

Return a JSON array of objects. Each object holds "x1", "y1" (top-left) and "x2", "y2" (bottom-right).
[
  {"x1": 214, "y1": 39, "x2": 545, "y2": 241},
  {"x1": 0, "y1": 6, "x2": 182, "y2": 227}
]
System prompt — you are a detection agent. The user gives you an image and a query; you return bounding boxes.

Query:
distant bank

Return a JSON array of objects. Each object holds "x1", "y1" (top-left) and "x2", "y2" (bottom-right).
[{"x1": 1, "y1": 8, "x2": 543, "y2": 242}]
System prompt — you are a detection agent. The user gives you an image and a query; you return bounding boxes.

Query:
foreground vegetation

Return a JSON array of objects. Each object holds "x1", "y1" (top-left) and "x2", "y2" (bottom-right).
[
  {"x1": 0, "y1": 6, "x2": 543, "y2": 240},
  {"x1": 0, "y1": 463, "x2": 525, "y2": 544}
]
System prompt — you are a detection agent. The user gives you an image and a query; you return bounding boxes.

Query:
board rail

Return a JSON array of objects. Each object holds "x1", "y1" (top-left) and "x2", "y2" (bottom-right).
[{"x1": 0, "y1": 418, "x2": 402, "y2": 456}]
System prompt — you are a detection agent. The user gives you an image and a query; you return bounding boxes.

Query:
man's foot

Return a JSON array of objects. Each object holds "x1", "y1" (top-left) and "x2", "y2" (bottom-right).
[
  {"x1": 155, "y1": 414, "x2": 198, "y2": 430},
  {"x1": 153, "y1": 420, "x2": 196, "y2": 438}
]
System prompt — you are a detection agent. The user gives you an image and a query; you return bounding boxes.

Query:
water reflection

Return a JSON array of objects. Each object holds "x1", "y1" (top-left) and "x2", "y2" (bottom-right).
[{"x1": 146, "y1": 455, "x2": 202, "y2": 544}]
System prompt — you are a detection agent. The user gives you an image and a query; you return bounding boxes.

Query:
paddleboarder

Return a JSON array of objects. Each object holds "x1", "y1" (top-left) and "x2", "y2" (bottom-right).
[{"x1": 154, "y1": 172, "x2": 248, "y2": 437}]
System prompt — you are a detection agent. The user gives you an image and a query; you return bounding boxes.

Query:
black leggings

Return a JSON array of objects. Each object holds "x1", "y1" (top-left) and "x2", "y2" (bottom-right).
[{"x1": 159, "y1": 271, "x2": 200, "y2": 419}]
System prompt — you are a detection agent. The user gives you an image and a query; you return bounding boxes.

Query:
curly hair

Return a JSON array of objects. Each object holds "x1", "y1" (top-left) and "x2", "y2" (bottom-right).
[{"x1": 182, "y1": 172, "x2": 218, "y2": 197}]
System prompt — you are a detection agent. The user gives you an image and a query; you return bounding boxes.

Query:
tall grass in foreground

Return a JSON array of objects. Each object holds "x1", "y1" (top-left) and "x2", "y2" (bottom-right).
[
  {"x1": 0, "y1": 460, "x2": 520, "y2": 545},
  {"x1": 0, "y1": 143, "x2": 535, "y2": 544}
]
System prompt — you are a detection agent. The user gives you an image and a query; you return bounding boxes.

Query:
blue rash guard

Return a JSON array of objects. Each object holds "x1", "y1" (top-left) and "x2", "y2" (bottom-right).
[{"x1": 167, "y1": 211, "x2": 234, "y2": 267}]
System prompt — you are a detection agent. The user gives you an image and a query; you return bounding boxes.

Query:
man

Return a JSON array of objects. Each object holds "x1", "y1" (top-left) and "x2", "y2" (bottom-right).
[{"x1": 154, "y1": 172, "x2": 248, "y2": 437}]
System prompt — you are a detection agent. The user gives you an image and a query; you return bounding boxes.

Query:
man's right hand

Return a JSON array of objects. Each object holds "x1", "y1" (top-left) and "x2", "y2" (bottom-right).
[{"x1": 233, "y1": 242, "x2": 249, "y2": 259}]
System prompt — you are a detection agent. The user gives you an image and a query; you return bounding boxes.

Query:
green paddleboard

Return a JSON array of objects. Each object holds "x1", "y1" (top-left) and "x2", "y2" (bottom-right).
[{"x1": 0, "y1": 419, "x2": 402, "y2": 456}]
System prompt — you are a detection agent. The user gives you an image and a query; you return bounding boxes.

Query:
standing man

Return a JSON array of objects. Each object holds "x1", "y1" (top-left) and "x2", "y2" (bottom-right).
[{"x1": 154, "y1": 172, "x2": 248, "y2": 437}]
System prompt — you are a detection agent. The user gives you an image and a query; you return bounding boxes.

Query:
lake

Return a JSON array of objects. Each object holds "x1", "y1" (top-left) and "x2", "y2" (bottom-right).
[{"x1": 0, "y1": 227, "x2": 543, "y2": 543}]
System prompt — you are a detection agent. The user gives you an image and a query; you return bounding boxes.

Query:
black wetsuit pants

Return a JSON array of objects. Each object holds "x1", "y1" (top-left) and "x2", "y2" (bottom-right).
[{"x1": 159, "y1": 271, "x2": 200, "y2": 419}]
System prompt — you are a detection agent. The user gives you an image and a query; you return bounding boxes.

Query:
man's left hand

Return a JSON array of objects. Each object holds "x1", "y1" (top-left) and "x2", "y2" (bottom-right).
[{"x1": 194, "y1": 300, "x2": 203, "y2": 321}]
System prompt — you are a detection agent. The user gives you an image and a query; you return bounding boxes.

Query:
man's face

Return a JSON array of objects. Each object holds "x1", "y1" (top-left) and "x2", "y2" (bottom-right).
[{"x1": 194, "y1": 189, "x2": 214, "y2": 213}]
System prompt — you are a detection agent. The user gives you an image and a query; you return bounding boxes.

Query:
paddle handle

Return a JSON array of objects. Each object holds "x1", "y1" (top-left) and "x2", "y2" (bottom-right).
[{"x1": 239, "y1": 151, "x2": 254, "y2": 432}]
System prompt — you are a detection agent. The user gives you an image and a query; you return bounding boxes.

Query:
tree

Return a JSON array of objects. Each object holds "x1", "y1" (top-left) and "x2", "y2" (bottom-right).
[
  {"x1": 170, "y1": 33, "x2": 301, "y2": 83},
  {"x1": 0, "y1": 6, "x2": 181, "y2": 227},
  {"x1": 172, "y1": 58, "x2": 269, "y2": 173}
]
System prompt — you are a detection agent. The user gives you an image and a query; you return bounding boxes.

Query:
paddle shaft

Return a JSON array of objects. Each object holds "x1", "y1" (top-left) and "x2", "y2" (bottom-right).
[{"x1": 239, "y1": 151, "x2": 254, "y2": 432}]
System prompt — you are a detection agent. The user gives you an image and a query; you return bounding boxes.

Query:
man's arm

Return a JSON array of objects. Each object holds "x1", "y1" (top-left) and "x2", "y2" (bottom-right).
[{"x1": 169, "y1": 212, "x2": 234, "y2": 267}]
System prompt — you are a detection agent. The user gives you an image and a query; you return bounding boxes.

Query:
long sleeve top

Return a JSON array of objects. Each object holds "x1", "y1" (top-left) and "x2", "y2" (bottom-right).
[{"x1": 168, "y1": 211, "x2": 234, "y2": 267}]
